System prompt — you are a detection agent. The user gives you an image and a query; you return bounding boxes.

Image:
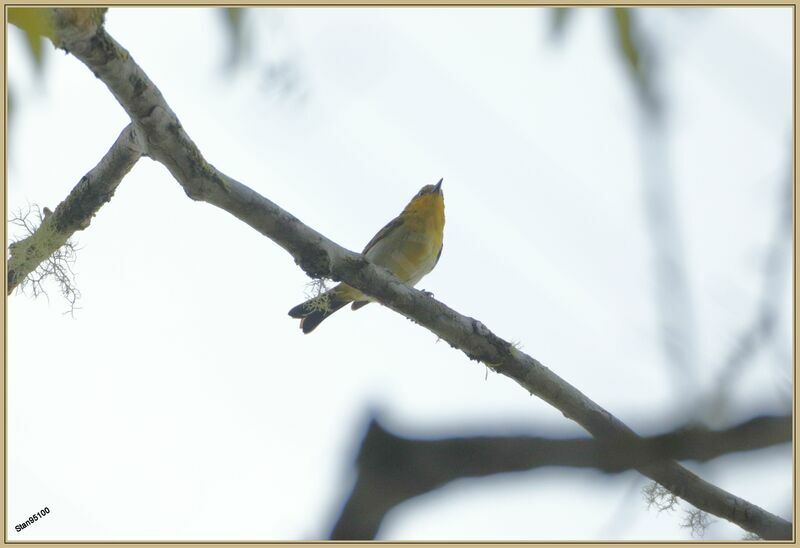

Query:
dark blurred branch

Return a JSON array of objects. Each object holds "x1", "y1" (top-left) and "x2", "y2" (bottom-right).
[
  {"x1": 7, "y1": 124, "x2": 143, "y2": 294},
  {"x1": 330, "y1": 415, "x2": 791, "y2": 540}
]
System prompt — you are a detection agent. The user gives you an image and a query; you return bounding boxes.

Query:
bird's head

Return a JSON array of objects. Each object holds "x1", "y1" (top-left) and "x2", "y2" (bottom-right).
[{"x1": 404, "y1": 178, "x2": 444, "y2": 216}]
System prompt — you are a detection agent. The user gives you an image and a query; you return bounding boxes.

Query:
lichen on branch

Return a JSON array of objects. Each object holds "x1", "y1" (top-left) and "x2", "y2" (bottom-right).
[
  {"x1": 8, "y1": 205, "x2": 80, "y2": 313},
  {"x1": 7, "y1": 124, "x2": 142, "y2": 297}
]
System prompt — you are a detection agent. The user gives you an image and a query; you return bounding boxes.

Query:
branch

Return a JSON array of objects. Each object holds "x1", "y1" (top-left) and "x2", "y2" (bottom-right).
[
  {"x1": 705, "y1": 158, "x2": 793, "y2": 419},
  {"x1": 49, "y1": 10, "x2": 792, "y2": 540},
  {"x1": 331, "y1": 414, "x2": 792, "y2": 539},
  {"x1": 7, "y1": 124, "x2": 143, "y2": 294}
]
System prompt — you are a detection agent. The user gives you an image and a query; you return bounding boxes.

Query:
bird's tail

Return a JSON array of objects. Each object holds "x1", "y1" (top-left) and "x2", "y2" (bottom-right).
[{"x1": 288, "y1": 285, "x2": 353, "y2": 334}]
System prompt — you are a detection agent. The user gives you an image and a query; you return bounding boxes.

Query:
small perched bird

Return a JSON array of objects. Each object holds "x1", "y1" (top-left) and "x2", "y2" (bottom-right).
[{"x1": 289, "y1": 179, "x2": 445, "y2": 334}]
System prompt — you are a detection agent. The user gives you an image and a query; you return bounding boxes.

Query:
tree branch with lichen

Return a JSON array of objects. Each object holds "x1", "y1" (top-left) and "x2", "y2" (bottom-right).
[
  {"x1": 7, "y1": 124, "x2": 143, "y2": 296},
  {"x1": 18, "y1": 8, "x2": 792, "y2": 540},
  {"x1": 9, "y1": 204, "x2": 81, "y2": 312}
]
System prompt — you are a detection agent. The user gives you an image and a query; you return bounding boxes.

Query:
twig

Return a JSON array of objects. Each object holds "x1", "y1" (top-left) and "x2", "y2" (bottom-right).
[{"x1": 705, "y1": 160, "x2": 793, "y2": 419}]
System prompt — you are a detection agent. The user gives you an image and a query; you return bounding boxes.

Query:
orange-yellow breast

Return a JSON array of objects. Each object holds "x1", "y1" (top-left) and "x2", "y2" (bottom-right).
[{"x1": 339, "y1": 192, "x2": 444, "y2": 302}]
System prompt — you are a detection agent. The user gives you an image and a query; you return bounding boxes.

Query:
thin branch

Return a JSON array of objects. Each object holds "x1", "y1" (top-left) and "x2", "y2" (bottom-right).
[
  {"x1": 7, "y1": 124, "x2": 143, "y2": 294},
  {"x1": 705, "y1": 159, "x2": 793, "y2": 419},
  {"x1": 557, "y1": 8, "x2": 700, "y2": 405},
  {"x1": 330, "y1": 415, "x2": 791, "y2": 539},
  {"x1": 49, "y1": 10, "x2": 791, "y2": 540},
  {"x1": 616, "y1": 9, "x2": 700, "y2": 397}
]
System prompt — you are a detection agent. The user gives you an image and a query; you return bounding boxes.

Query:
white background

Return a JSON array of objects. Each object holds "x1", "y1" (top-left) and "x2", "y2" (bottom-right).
[{"x1": 7, "y1": 7, "x2": 793, "y2": 540}]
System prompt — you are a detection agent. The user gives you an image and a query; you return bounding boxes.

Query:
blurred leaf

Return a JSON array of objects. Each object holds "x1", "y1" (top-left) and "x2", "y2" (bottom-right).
[
  {"x1": 610, "y1": 8, "x2": 658, "y2": 112},
  {"x1": 8, "y1": 7, "x2": 55, "y2": 73},
  {"x1": 550, "y1": 8, "x2": 573, "y2": 41},
  {"x1": 220, "y1": 7, "x2": 248, "y2": 69},
  {"x1": 612, "y1": 9, "x2": 641, "y2": 78}
]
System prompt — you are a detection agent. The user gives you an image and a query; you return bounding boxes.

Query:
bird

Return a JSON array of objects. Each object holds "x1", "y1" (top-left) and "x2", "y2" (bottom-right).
[{"x1": 289, "y1": 178, "x2": 445, "y2": 334}]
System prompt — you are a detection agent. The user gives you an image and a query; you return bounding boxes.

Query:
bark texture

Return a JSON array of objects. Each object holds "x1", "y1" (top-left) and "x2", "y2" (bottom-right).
[{"x1": 7, "y1": 124, "x2": 143, "y2": 294}]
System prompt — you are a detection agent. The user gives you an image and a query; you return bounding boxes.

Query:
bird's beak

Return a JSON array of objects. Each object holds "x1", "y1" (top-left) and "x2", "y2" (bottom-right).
[{"x1": 434, "y1": 178, "x2": 443, "y2": 193}]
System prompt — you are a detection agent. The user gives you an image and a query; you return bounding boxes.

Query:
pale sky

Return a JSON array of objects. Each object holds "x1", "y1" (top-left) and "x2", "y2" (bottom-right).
[{"x1": 7, "y1": 7, "x2": 792, "y2": 540}]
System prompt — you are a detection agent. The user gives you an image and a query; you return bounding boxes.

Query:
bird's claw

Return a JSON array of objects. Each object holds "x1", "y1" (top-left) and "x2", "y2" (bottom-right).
[{"x1": 421, "y1": 289, "x2": 435, "y2": 298}]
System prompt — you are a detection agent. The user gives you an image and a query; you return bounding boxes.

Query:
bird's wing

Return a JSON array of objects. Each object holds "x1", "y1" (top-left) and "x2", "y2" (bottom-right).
[
  {"x1": 432, "y1": 244, "x2": 443, "y2": 269},
  {"x1": 362, "y1": 215, "x2": 405, "y2": 256}
]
